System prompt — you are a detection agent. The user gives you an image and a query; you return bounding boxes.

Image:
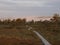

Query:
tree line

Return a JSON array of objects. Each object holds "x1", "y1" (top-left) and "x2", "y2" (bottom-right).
[{"x1": 0, "y1": 13, "x2": 60, "y2": 26}]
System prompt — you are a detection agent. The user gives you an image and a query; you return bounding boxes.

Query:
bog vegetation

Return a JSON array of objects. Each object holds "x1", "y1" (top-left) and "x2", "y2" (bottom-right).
[{"x1": 0, "y1": 13, "x2": 60, "y2": 45}]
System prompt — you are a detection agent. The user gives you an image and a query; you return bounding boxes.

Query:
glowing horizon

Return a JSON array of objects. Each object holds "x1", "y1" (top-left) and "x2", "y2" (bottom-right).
[
  {"x1": 0, "y1": 0, "x2": 60, "y2": 20},
  {"x1": 0, "y1": 15, "x2": 52, "y2": 21}
]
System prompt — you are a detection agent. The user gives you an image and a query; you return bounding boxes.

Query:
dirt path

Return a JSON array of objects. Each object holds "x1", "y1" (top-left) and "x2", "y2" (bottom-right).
[{"x1": 33, "y1": 31, "x2": 51, "y2": 45}]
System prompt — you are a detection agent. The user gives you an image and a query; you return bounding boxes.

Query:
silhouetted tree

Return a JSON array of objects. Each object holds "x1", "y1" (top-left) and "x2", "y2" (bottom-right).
[
  {"x1": 2, "y1": 19, "x2": 11, "y2": 25},
  {"x1": 22, "y1": 18, "x2": 26, "y2": 23},
  {"x1": 50, "y1": 13, "x2": 60, "y2": 22}
]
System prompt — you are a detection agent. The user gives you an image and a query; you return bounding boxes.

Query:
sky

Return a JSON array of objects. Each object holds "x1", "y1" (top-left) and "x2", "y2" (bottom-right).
[{"x1": 0, "y1": 0, "x2": 60, "y2": 20}]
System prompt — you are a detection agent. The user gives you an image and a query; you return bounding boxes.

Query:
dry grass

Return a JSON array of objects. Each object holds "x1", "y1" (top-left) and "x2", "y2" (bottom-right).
[
  {"x1": 31, "y1": 24, "x2": 60, "y2": 45},
  {"x1": 0, "y1": 27, "x2": 43, "y2": 45},
  {"x1": 0, "y1": 36, "x2": 43, "y2": 45}
]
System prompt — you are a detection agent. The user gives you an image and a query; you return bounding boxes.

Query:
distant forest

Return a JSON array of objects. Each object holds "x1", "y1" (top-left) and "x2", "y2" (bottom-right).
[
  {"x1": 0, "y1": 13, "x2": 60, "y2": 33},
  {"x1": 0, "y1": 13, "x2": 60, "y2": 32},
  {"x1": 0, "y1": 13, "x2": 60, "y2": 25}
]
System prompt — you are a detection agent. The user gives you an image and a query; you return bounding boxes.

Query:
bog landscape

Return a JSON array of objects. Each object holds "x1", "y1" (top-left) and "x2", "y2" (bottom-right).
[{"x1": 0, "y1": 0, "x2": 60, "y2": 45}]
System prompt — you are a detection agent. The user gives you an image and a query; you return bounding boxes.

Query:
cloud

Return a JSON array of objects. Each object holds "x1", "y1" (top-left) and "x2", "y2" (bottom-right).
[
  {"x1": 0, "y1": 0, "x2": 60, "y2": 7},
  {"x1": 0, "y1": 0, "x2": 60, "y2": 19},
  {"x1": 44, "y1": 0, "x2": 60, "y2": 7},
  {"x1": 0, "y1": 0, "x2": 59, "y2": 8},
  {"x1": 0, "y1": 0, "x2": 48, "y2": 7}
]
